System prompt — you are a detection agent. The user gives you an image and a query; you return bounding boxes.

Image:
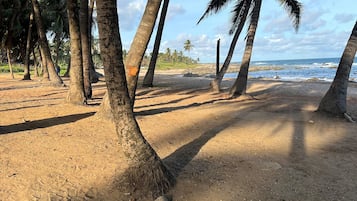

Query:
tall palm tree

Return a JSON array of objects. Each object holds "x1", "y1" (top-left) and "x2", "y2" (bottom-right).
[
  {"x1": 142, "y1": 0, "x2": 170, "y2": 87},
  {"x1": 317, "y1": 21, "x2": 357, "y2": 119},
  {"x1": 66, "y1": 0, "x2": 86, "y2": 104},
  {"x1": 183, "y1": 39, "x2": 193, "y2": 54},
  {"x1": 32, "y1": 0, "x2": 63, "y2": 86},
  {"x1": 199, "y1": 0, "x2": 252, "y2": 92},
  {"x1": 199, "y1": 0, "x2": 301, "y2": 95},
  {"x1": 23, "y1": 9, "x2": 34, "y2": 81},
  {"x1": 96, "y1": 0, "x2": 174, "y2": 199},
  {"x1": 80, "y1": 0, "x2": 92, "y2": 99},
  {"x1": 230, "y1": 0, "x2": 301, "y2": 97},
  {"x1": 125, "y1": 0, "x2": 162, "y2": 104},
  {"x1": 97, "y1": 0, "x2": 162, "y2": 119}
]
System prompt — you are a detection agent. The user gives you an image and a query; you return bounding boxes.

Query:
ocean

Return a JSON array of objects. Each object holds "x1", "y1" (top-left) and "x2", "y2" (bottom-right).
[{"x1": 224, "y1": 57, "x2": 357, "y2": 82}]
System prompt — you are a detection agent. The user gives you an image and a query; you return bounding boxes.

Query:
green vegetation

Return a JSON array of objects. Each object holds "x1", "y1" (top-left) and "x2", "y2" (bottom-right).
[{"x1": 0, "y1": 63, "x2": 24, "y2": 73}]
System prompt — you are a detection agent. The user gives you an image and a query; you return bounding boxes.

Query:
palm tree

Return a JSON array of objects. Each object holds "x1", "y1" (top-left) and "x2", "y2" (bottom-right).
[
  {"x1": 125, "y1": 0, "x2": 162, "y2": 104},
  {"x1": 230, "y1": 0, "x2": 301, "y2": 97},
  {"x1": 142, "y1": 0, "x2": 170, "y2": 87},
  {"x1": 97, "y1": 0, "x2": 162, "y2": 119},
  {"x1": 66, "y1": 0, "x2": 86, "y2": 104},
  {"x1": 32, "y1": 0, "x2": 63, "y2": 86},
  {"x1": 198, "y1": 0, "x2": 252, "y2": 92},
  {"x1": 184, "y1": 39, "x2": 193, "y2": 54},
  {"x1": 199, "y1": 0, "x2": 301, "y2": 95},
  {"x1": 96, "y1": 0, "x2": 174, "y2": 199},
  {"x1": 317, "y1": 21, "x2": 357, "y2": 119},
  {"x1": 23, "y1": 9, "x2": 34, "y2": 80},
  {"x1": 80, "y1": 0, "x2": 92, "y2": 99}
]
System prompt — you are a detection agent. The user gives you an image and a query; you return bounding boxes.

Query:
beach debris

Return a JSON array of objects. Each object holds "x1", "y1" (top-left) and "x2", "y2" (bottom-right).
[{"x1": 344, "y1": 113, "x2": 356, "y2": 123}]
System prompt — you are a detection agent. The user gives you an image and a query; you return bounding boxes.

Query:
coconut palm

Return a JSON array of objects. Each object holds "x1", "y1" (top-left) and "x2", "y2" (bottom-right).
[
  {"x1": 65, "y1": 0, "x2": 86, "y2": 104},
  {"x1": 317, "y1": 21, "x2": 357, "y2": 119},
  {"x1": 143, "y1": 0, "x2": 170, "y2": 87},
  {"x1": 96, "y1": 0, "x2": 174, "y2": 199},
  {"x1": 32, "y1": 0, "x2": 63, "y2": 86},
  {"x1": 199, "y1": 0, "x2": 301, "y2": 95}
]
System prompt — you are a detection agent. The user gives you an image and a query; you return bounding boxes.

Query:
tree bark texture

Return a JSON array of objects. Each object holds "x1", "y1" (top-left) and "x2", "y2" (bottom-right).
[
  {"x1": 96, "y1": 0, "x2": 174, "y2": 199},
  {"x1": 318, "y1": 21, "x2": 357, "y2": 116},
  {"x1": 126, "y1": 0, "x2": 162, "y2": 104},
  {"x1": 66, "y1": 0, "x2": 86, "y2": 105},
  {"x1": 80, "y1": 0, "x2": 93, "y2": 99}
]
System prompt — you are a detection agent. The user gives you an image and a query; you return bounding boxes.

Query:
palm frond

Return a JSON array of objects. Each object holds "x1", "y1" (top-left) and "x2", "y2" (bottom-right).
[
  {"x1": 278, "y1": 0, "x2": 302, "y2": 31},
  {"x1": 229, "y1": 0, "x2": 252, "y2": 34},
  {"x1": 197, "y1": 0, "x2": 232, "y2": 24}
]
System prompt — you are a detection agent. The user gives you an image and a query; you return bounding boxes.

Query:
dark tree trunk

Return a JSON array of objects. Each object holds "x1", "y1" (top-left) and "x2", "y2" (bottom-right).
[
  {"x1": 229, "y1": 0, "x2": 261, "y2": 97},
  {"x1": 23, "y1": 11, "x2": 34, "y2": 80},
  {"x1": 66, "y1": 0, "x2": 86, "y2": 105},
  {"x1": 88, "y1": 0, "x2": 99, "y2": 83},
  {"x1": 33, "y1": 48, "x2": 39, "y2": 77},
  {"x1": 317, "y1": 21, "x2": 357, "y2": 117},
  {"x1": 6, "y1": 49, "x2": 14, "y2": 79},
  {"x1": 80, "y1": 0, "x2": 92, "y2": 99},
  {"x1": 142, "y1": 0, "x2": 170, "y2": 87},
  {"x1": 96, "y1": 1, "x2": 174, "y2": 199},
  {"x1": 210, "y1": 0, "x2": 251, "y2": 92},
  {"x1": 32, "y1": 0, "x2": 63, "y2": 86},
  {"x1": 216, "y1": 38, "x2": 220, "y2": 76}
]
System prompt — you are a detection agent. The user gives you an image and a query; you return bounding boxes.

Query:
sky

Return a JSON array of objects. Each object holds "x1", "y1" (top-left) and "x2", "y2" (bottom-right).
[{"x1": 115, "y1": 0, "x2": 356, "y2": 63}]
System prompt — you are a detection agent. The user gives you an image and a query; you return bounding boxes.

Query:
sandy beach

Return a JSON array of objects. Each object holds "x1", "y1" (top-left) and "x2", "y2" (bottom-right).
[{"x1": 1, "y1": 70, "x2": 357, "y2": 200}]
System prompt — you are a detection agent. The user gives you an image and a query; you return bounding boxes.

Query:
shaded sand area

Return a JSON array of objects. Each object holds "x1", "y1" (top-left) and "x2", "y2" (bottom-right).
[{"x1": 1, "y1": 71, "x2": 357, "y2": 200}]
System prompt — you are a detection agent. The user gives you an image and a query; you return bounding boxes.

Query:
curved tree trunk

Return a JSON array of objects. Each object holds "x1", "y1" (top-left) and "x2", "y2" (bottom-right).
[
  {"x1": 97, "y1": 0, "x2": 162, "y2": 119},
  {"x1": 317, "y1": 21, "x2": 357, "y2": 117},
  {"x1": 229, "y1": 0, "x2": 261, "y2": 97},
  {"x1": 142, "y1": 0, "x2": 170, "y2": 87},
  {"x1": 23, "y1": 11, "x2": 34, "y2": 80},
  {"x1": 210, "y1": 0, "x2": 251, "y2": 92},
  {"x1": 80, "y1": 0, "x2": 92, "y2": 99},
  {"x1": 96, "y1": 1, "x2": 174, "y2": 199},
  {"x1": 32, "y1": 0, "x2": 63, "y2": 86},
  {"x1": 126, "y1": 0, "x2": 162, "y2": 104},
  {"x1": 66, "y1": 0, "x2": 86, "y2": 105}
]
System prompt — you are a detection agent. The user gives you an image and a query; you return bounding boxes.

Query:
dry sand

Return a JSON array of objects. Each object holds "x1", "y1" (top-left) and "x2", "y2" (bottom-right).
[{"x1": 1, "y1": 70, "x2": 357, "y2": 201}]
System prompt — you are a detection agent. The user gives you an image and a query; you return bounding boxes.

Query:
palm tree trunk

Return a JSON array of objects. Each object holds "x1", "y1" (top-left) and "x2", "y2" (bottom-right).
[
  {"x1": 80, "y1": 0, "x2": 92, "y2": 99},
  {"x1": 126, "y1": 0, "x2": 162, "y2": 104},
  {"x1": 23, "y1": 11, "x2": 34, "y2": 80},
  {"x1": 142, "y1": 0, "x2": 170, "y2": 87},
  {"x1": 96, "y1": 1, "x2": 174, "y2": 199},
  {"x1": 317, "y1": 21, "x2": 357, "y2": 116},
  {"x1": 32, "y1": 0, "x2": 63, "y2": 86},
  {"x1": 229, "y1": 0, "x2": 261, "y2": 97},
  {"x1": 66, "y1": 0, "x2": 86, "y2": 105},
  {"x1": 6, "y1": 49, "x2": 14, "y2": 79},
  {"x1": 88, "y1": 0, "x2": 99, "y2": 83},
  {"x1": 211, "y1": 0, "x2": 251, "y2": 92}
]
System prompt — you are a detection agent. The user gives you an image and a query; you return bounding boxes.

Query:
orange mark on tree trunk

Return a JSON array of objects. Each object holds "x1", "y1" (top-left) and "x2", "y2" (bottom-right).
[{"x1": 128, "y1": 66, "x2": 139, "y2": 76}]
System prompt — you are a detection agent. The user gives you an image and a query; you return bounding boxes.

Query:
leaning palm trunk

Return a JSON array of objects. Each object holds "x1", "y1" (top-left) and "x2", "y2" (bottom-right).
[
  {"x1": 32, "y1": 0, "x2": 63, "y2": 86},
  {"x1": 96, "y1": 1, "x2": 174, "y2": 199},
  {"x1": 317, "y1": 21, "x2": 357, "y2": 117},
  {"x1": 126, "y1": 0, "x2": 162, "y2": 103},
  {"x1": 211, "y1": 0, "x2": 251, "y2": 92},
  {"x1": 97, "y1": 0, "x2": 162, "y2": 119},
  {"x1": 66, "y1": 0, "x2": 86, "y2": 105},
  {"x1": 229, "y1": 0, "x2": 261, "y2": 97},
  {"x1": 142, "y1": 0, "x2": 170, "y2": 87}
]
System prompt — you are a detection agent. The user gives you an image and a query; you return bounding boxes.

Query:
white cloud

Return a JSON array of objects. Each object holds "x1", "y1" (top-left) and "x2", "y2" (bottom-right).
[
  {"x1": 117, "y1": 0, "x2": 145, "y2": 31},
  {"x1": 334, "y1": 14, "x2": 355, "y2": 24}
]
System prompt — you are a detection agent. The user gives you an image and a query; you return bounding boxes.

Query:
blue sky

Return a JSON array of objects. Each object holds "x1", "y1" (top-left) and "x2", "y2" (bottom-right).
[{"x1": 116, "y1": 0, "x2": 356, "y2": 63}]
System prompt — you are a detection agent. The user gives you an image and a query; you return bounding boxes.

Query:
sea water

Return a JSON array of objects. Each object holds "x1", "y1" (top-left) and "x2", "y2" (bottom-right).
[{"x1": 224, "y1": 57, "x2": 357, "y2": 82}]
